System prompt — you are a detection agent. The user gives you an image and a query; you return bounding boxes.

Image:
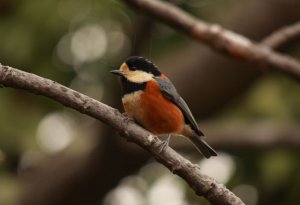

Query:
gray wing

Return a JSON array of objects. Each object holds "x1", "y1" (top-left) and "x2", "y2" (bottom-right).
[{"x1": 155, "y1": 77, "x2": 204, "y2": 136}]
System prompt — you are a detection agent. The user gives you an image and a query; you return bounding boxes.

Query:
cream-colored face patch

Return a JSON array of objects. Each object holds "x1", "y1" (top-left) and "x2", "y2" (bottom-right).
[{"x1": 119, "y1": 63, "x2": 153, "y2": 83}]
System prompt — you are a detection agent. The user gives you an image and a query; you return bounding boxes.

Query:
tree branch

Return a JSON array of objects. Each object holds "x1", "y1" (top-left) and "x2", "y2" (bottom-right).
[
  {"x1": 123, "y1": 0, "x2": 300, "y2": 80},
  {"x1": 0, "y1": 64, "x2": 244, "y2": 204},
  {"x1": 262, "y1": 22, "x2": 300, "y2": 49},
  {"x1": 204, "y1": 122, "x2": 300, "y2": 150}
]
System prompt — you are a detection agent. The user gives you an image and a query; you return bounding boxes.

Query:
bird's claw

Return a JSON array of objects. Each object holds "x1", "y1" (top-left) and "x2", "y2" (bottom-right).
[
  {"x1": 159, "y1": 135, "x2": 171, "y2": 153},
  {"x1": 122, "y1": 112, "x2": 133, "y2": 123}
]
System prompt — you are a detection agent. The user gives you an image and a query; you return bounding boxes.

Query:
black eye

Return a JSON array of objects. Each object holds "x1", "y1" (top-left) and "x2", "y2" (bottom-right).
[{"x1": 130, "y1": 67, "x2": 137, "y2": 71}]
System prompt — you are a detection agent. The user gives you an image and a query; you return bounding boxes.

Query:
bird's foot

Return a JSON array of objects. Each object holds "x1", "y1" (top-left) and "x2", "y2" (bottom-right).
[
  {"x1": 122, "y1": 112, "x2": 133, "y2": 123},
  {"x1": 159, "y1": 134, "x2": 171, "y2": 153}
]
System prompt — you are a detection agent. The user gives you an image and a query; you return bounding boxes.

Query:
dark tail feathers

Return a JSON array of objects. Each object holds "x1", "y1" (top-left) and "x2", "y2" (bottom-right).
[{"x1": 190, "y1": 135, "x2": 217, "y2": 158}]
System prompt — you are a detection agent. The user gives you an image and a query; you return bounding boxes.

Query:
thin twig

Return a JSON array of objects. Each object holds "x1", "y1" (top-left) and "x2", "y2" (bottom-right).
[
  {"x1": 262, "y1": 22, "x2": 300, "y2": 49},
  {"x1": 0, "y1": 64, "x2": 245, "y2": 205},
  {"x1": 123, "y1": 0, "x2": 300, "y2": 80}
]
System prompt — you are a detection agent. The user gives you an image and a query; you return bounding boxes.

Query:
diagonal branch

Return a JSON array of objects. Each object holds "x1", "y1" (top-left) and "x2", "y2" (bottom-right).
[
  {"x1": 0, "y1": 64, "x2": 244, "y2": 205},
  {"x1": 123, "y1": 0, "x2": 300, "y2": 81},
  {"x1": 262, "y1": 22, "x2": 300, "y2": 49}
]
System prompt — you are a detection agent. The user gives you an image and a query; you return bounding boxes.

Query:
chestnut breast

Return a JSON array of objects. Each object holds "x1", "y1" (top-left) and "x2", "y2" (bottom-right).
[{"x1": 122, "y1": 80, "x2": 184, "y2": 134}]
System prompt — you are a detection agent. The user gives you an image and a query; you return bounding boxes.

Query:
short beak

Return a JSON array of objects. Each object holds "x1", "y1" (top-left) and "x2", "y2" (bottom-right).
[{"x1": 110, "y1": 70, "x2": 124, "y2": 76}]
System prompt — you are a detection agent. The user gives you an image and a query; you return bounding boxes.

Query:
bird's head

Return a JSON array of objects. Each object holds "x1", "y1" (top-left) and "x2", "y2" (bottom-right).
[{"x1": 110, "y1": 56, "x2": 161, "y2": 83}]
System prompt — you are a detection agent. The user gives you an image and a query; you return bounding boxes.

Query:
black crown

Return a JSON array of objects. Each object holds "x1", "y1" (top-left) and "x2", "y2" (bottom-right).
[{"x1": 125, "y1": 56, "x2": 161, "y2": 76}]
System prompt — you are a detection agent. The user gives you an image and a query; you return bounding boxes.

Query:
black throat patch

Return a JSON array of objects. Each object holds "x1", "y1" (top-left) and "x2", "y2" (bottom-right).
[{"x1": 121, "y1": 77, "x2": 146, "y2": 95}]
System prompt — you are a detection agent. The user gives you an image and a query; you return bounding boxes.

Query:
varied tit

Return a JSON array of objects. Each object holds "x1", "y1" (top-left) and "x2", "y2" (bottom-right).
[{"x1": 111, "y1": 56, "x2": 217, "y2": 158}]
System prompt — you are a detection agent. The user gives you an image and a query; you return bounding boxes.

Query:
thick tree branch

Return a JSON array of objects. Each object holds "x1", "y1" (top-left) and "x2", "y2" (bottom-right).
[
  {"x1": 0, "y1": 64, "x2": 244, "y2": 204},
  {"x1": 262, "y1": 22, "x2": 300, "y2": 49},
  {"x1": 123, "y1": 0, "x2": 300, "y2": 80}
]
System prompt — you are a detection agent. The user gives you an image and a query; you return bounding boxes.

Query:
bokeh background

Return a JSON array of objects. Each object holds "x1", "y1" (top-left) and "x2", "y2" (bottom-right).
[{"x1": 0, "y1": 0, "x2": 300, "y2": 205}]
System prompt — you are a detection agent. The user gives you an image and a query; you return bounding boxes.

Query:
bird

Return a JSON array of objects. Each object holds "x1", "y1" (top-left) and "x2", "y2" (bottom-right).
[{"x1": 110, "y1": 56, "x2": 217, "y2": 158}]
